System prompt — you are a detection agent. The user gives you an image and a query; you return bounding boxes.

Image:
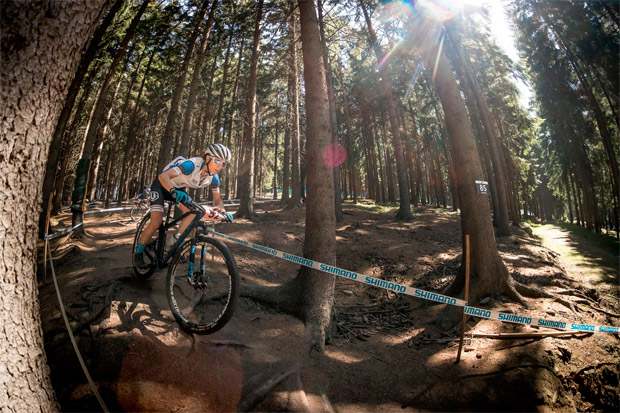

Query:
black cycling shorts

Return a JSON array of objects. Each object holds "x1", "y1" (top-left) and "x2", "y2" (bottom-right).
[{"x1": 148, "y1": 178, "x2": 187, "y2": 213}]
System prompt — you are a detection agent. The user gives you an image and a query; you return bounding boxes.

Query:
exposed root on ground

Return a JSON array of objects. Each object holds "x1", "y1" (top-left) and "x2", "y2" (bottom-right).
[
  {"x1": 514, "y1": 281, "x2": 578, "y2": 313},
  {"x1": 238, "y1": 362, "x2": 302, "y2": 412},
  {"x1": 239, "y1": 282, "x2": 299, "y2": 316}
]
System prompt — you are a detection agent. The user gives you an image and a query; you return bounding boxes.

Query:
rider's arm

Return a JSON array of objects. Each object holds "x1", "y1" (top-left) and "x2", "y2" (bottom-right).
[
  {"x1": 210, "y1": 174, "x2": 225, "y2": 211},
  {"x1": 212, "y1": 191, "x2": 225, "y2": 212}
]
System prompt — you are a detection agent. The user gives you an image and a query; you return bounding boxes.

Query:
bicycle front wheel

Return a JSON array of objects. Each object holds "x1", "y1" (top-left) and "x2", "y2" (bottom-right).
[
  {"x1": 130, "y1": 202, "x2": 147, "y2": 222},
  {"x1": 130, "y1": 203, "x2": 140, "y2": 222},
  {"x1": 166, "y1": 237, "x2": 240, "y2": 334}
]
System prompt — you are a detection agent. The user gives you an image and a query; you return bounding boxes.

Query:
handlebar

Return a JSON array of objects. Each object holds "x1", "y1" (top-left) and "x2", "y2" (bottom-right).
[{"x1": 183, "y1": 201, "x2": 232, "y2": 223}]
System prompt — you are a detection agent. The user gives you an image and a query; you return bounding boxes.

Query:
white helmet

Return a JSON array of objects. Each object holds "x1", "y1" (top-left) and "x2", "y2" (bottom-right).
[{"x1": 204, "y1": 143, "x2": 232, "y2": 162}]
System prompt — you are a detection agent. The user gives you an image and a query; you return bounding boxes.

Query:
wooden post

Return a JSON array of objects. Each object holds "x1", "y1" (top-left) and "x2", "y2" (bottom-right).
[{"x1": 456, "y1": 234, "x2": 470, "y2": 364}]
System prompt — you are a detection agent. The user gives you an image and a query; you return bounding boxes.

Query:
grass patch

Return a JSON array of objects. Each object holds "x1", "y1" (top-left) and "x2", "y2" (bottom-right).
[
  {"x1": 555, "y1": 221, "x2": 619, "y2": 257},
  {"x1": 347, "y1": 202, "x2": 399, "y2": 213}
]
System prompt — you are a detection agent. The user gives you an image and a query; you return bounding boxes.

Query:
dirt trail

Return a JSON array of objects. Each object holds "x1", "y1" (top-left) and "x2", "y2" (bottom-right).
[
  {"x1": 530, "y1": 223, "x2": 618, "y2": 286},
  {"x1": 38, "y1": 206, "x2": 619, "y2": 412}
]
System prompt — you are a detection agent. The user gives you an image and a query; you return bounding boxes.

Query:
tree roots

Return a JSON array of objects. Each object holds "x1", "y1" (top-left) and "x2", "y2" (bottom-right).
[{"x1": 514, "y1": 281, "x2": 579, "y2": 313}]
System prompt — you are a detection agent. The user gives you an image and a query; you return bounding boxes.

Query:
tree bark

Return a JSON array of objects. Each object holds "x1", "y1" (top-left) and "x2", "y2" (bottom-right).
[
  {"x1": 424, "y1": 44, "x2": 516, "y2": 305},
  {"x1": 116, "y1": 47, "x2": 156, "y2": 204},
  {"x1": 360, "y1": 2, "x2": 412, "y2": 220},
  {"x1": 157, "y1": 0, "x2": 210, "y2": 171},
  {"x1": 294, "y1": 0, "x2": 337, "y2": 350},
  {"x1": 225, "y1": 37, "x2": 245, "y2": 200},
  {"x1": 318, "y1": 0, "x2": 343, "y2": 222},
  {"x1": 286, "y1": 7, "x2": 302, "y2": 210},
  {"x1": 445, "y1": 24, "x2": 511, "y2": 235},
  {"x1": 1, "y1": 1, "x2": 108, "y2": 408},
  {"x1": 39, "y1": 0, "x2": 124, "y2": 237},
  {"x1": 179, "y1": 0, "x2": 219, "y2": 156},
  {"x1": 236, "y1": 0, "x2": 264, "y2": 220},
  {"x1": 71, "y1": 0, "x2": 150, "y2": 233}
]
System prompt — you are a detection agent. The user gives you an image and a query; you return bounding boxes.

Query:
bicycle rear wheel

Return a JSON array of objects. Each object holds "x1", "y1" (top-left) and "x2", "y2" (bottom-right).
[
  {"x1": 166, "y1": 237, "x2": 239, "y2": 334},
  {"x1": 132, "y1": 212, "x2": 157, "y2": 279}
]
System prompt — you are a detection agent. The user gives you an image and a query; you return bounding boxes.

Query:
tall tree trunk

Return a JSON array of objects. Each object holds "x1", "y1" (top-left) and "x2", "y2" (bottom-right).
[
  {"x1": 446, "y1": 25, "x2": 511, "y2": 235},
  {"x1": 71, "y1": 0, "x2": 150, "y2": 233},
  {"x1": 214, "y1": 30, "x2": 233, "y2": 144},
  {"x1": 51, "y1": 67, "x2": 99, "y2": 216},
  {"x1": 294, "y1": 0, "x2": 337, "y2": 350},
  {"x1": 273, "y1": 95, "x2": 280, "y2": 199},
  {"x1": 379, "y1": 109, "x2": 396, "y2": 203},
  {"x1": 87, "y1": 52, "x2": 132, "y2": 201},
  {"x1": 286, "y1": 7, "x2": 302, "y2": 210},
  {"x1": 318, "y1": 0, "x2": 342, "y2": 222},
  {"x1": 225, "y1": 37, "x2": 246, "y2": 200},
  {"x1": 494, "y1": 114, "x2": 521, "y2": 225},
  {"x1": 360, "y1": 2, "x2": 411, "y2": 220},
  {"x1": 39, "y1": 0, "x2": 124, "y2": 237},
  {"x1": 1, "y1": 1, "x2": 108, "y2": 408},
  {"x1": 116, "y1": 47, "x2": 156, "y2": 205},
  {"x1": 545, "y1": 16, "x2": 620, "y2": 228},
  {"x1": 563, "y1": 170, "x2": 574, "y2": 223},
  {"x1": 179, "y1": 0, "x2": 218, "y2": 156},
  {"x1": 339, "y1": 62, "x2": 357, "y2": 203},
  {"x1": 236, "y1": 0, "x2": 263, "y2": 220},
  {"x1": 281, "y1": 89, "x2": 292, "y2": 204},
  {"x1": 425, "y1": 45, "x2": 518, "y2": 305},
  {"x1": 157, "y1": 0, "x2": 210, "y2": 171}
]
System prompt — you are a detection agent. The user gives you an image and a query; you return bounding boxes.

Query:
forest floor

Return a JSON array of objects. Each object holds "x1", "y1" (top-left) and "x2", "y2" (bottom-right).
[{"x1": 37, "y1": 201, "x2": 619, "y2": 412}]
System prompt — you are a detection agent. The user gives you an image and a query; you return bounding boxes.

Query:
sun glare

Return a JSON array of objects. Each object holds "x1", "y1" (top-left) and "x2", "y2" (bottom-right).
[{"x1": 377, "y1": 0, "x2": 488, "y2": 23}]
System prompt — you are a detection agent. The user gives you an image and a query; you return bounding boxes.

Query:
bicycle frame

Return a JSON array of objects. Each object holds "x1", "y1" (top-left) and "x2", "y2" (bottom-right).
[{"x1": 154, "y1": 202, "x2": 206, "y2": 268}]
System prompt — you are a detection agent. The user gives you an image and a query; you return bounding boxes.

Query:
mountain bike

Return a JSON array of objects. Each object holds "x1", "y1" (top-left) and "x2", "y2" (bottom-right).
[
  {"x1": 130, "y1": 197, "x2": 149, "y2": 222},
  {"x1": 132, "y1": 201, "x2": 240, "y2": 334}
]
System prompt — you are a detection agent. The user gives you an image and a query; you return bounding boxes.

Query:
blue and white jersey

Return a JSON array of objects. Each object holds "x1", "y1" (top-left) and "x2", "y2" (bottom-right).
[{"x1": 164, "y1": 156, "x2": 220, "y2": 191}]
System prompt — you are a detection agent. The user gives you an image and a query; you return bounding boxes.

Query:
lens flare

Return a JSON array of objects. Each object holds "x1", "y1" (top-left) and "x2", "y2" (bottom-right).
[
  {"x1": 414, "y1": 0, "x2": 455, "y2": 22},
  {"x1": 322, "y1": 143, "x2": 347, "y2": 167}
]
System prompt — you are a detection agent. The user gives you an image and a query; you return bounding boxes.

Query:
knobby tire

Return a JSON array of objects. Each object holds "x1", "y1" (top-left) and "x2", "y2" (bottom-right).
[
  {"x1": 132, "y1": 212, "x2": 156, "y2": 280},
  {"x1": 166, "y1": 236, "x2": 240, "y2": 334}
]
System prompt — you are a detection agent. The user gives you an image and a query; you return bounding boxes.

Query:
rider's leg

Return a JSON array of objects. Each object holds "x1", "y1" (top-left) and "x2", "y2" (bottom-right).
[
  {"x1": 138, "y1": 210, "x2": 164, "y2": 247},
  {"x1": 135, "y1": 210, "x2": 163, "y2": 268},
  {"x1": 176, "y1": 204, "x2": 192, "y2": 237}
]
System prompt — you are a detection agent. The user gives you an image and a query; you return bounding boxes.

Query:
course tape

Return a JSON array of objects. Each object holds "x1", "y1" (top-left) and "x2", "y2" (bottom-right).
[
  {"x1": 44, "y1": 222, "x2": 83, "y2": 240},
  {"x1": 211, "y1": 230, "x2": 619, "y2": 335},
  {"x1": 84, "y1": 207, "x2": 132, "y2": 214}
]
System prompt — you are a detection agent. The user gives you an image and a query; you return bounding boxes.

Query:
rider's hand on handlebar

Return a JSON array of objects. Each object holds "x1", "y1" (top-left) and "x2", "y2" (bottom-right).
[
  {"x1": 171, "y1": 189, "x2": 191, "y2": 204},
  {"x1": 200, "y1": 205, "x2": 233, "y2": 222}
]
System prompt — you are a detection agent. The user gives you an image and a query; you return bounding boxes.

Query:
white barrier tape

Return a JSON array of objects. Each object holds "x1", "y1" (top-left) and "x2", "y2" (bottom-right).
[
  {"x1": 84, "y1": 206, "x2": 133, "y2": 214},
  {"x1": 211, "y1": 230, "x2": 619, "y2": 335},
  {"x1": 44, "y1": 222, "x2": 83, "y2": 240},
  {"x1": 45, "y1": 206, "x2": 134, "y2": 240},
  {"x1": 46, "y1": 239, "x2": 109, "y2": 411}
]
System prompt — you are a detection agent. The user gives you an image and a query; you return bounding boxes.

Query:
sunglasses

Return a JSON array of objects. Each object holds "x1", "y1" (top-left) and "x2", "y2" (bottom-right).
[{"x1": 212, "y1": 158, "x2": 229, "y2": 166}]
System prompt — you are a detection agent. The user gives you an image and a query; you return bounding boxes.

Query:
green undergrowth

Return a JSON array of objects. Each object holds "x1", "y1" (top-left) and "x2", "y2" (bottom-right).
[
  {"x1": 554, "y1": 222, "x2": 619, "y2": 256},
  {"x1": 346, "y1": 201, "x2": 399, "y2": 213},
  {"x1": 524, "y1": 220, "x2": 619, "y2": 287},
  {"x1": 528, "y1": 221, "x2": 620, "y2": 257}
]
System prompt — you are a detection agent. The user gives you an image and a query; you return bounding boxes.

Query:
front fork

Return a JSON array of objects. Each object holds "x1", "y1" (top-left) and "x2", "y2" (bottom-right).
[{"x1": 187, "y1": 239, "x2": 208, "y2": 277}]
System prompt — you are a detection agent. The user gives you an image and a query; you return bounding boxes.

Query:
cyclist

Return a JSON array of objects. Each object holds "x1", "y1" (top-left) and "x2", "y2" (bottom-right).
[
  {"x1": 136, "y1": 185, "x2": 150, "y2": 201},
  {"x1": 134, "y1": 143, "x2": 234, "y2": 269}
]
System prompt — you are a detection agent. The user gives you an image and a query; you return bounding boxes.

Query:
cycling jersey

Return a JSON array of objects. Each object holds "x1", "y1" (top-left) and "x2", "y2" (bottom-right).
[
  {"x1": 149, "y1": 156, "x2": 221, "y2": 213},
  {"x1": 164, "y1": 156, "x2": 220, "y2": 192}
]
